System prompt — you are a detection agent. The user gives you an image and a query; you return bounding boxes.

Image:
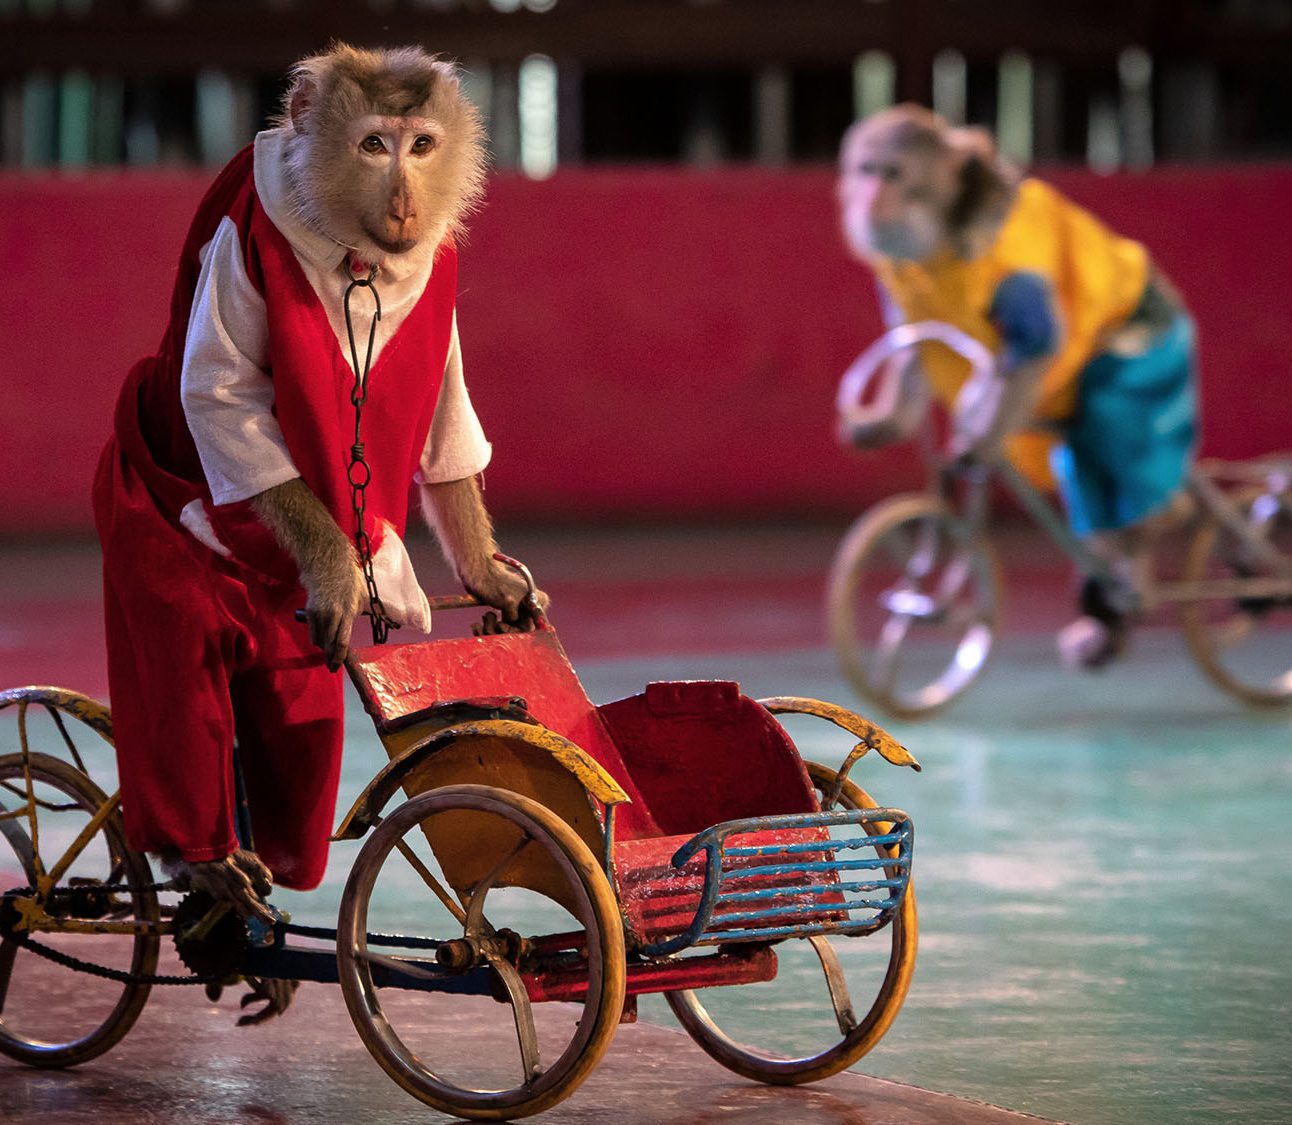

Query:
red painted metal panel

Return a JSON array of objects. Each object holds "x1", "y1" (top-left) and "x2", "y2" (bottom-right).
[
  {"x1": 596, "y1": 682, "x2": 818, "y2": 836},
  {"x1": 523, "y1": 945, "x2": 777, "y2": 1003},
  {"x1": 346, "y1": 628, "x2": 661, "y2": 837}
]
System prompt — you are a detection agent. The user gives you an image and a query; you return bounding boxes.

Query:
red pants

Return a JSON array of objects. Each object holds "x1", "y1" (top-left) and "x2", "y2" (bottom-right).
[{"x1": 98, "y1": 447, "x2": 344, "y2": 891}]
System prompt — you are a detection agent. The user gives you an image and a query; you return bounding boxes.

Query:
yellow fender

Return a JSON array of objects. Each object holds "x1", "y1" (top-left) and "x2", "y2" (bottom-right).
[{"x1": 334, "y1": 718, "x2": 630, "y2": 841}]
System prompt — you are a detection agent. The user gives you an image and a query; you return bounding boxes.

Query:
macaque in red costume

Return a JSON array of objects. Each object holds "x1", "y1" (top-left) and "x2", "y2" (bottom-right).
[
  {"x1": 94, "y1": 43, "x2": 545, "y2": 1022},
  {"x1": 837, "y1": 105, "x2": 1197, "y2": 668}
]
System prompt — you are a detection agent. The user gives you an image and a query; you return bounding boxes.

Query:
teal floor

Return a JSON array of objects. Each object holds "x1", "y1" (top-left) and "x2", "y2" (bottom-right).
[{"x1": 268, "y1": 628, "x2": 1292, "y2": 1125}]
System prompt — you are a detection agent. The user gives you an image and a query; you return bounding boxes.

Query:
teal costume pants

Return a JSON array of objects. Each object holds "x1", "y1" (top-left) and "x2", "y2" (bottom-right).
[{"x1": 1051, "y1": 314, "x2": 1197, "y2": 537}]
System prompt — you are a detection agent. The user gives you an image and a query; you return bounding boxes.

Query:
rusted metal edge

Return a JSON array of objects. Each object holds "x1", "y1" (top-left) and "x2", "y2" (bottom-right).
[
  {"x1": 757, "y1": 696, "x2": 920, "y2": 772},
  {"x1": 332, "y1": 719, "x2": 631, "y2": 841},
  {"x1": 0, "y1": 686, "x2": 114, "y2": 743}
]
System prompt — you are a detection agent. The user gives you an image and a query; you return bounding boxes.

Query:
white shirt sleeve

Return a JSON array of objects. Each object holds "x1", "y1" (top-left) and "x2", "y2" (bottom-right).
[
  {"x1": 180, "y1": 216, "x2": 299, "y2": 505},
  {"x1": 414, "y1": 313, "x2": 493, "y2": 485}
]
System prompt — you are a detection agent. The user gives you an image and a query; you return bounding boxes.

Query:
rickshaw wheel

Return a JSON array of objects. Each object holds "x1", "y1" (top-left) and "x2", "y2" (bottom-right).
[
  {"x1": 1181, "y1": 486, "x2": 1292, "y2": 705},
  {"x1": 336, "y1": 783, "x2": 626, "y2": 1121},
  {"x1": 664, "y1": 760, "x2": 917, "y2": 1085},
  {"x1": 0, "y1": 742, "x2": 160, "y2": 1068},
  {"x1": 827, "y1": 492, "x2": 1001, "y2": 718}
]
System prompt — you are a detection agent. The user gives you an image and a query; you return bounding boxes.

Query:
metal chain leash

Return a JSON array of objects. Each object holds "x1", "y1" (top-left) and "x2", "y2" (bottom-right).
[{"x1": 343, "y1": 260, "x2": 398, "y2": 645}]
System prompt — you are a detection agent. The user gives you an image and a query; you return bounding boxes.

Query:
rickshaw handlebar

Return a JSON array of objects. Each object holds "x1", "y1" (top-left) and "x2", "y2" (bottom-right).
[{"x1": 292, "y1": 553, "x2": 542, "y2": 624}]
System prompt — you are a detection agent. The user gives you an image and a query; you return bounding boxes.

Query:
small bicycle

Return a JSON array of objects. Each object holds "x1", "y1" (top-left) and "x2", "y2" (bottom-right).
[
  {"x1": 828, "y1": 321, "x2": 1292, "y2": 718},
  {"x1": 0, "y1": 564, "x2": 919, "y2": 1121}
]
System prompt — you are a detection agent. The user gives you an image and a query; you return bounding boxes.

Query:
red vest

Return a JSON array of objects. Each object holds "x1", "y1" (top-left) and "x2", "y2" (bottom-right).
[{"x1": 100, "y1": 143, "x2": 456, "y2": 579}]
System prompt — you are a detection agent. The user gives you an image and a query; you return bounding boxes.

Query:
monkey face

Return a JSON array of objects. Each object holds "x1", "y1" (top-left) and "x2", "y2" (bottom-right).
[
  {"x1": 282, "y1": 46, "x2": 486, "y2": 266},
  {"x1": 342, "y1": 114, "x2": 446, "y2": 256},
  {"x1": 838, "y1": 123, "x2": 960, "y2": 263}
]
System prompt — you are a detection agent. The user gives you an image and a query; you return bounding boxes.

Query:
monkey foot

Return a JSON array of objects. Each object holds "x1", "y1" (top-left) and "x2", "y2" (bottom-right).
[
  {"x1": 162, "y1": 848, "x2": 276, "y2": 923},
  {"x1": 1056, "y1": 615, "x2": 1128, "y2": 670},
  {"x1": 236, "y1": 977, "x2": 301, "y2": 1027}
]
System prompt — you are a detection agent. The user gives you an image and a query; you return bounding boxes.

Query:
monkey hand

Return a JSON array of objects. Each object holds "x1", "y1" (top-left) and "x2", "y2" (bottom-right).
[
  {"x1": 250, "y1": 478, "x2": 367, "y2": 671},
  {"x1": 162, "y1": 848, "x2": 276, "y2": 924},
  {"x1": 236, "y1": 977, "x2": 301, "y2": 1027},
  {"x1": 301, "y1": 551, "x2": 367, "y2": 672},
  {"x1": 463, "y1": 557, "x2": 549, "y2": 635},
  {"x1": 947, "y1": 427, "x2": 1006, "y2": 466}
]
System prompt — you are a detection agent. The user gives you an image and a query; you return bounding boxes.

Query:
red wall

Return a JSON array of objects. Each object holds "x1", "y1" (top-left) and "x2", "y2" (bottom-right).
[{"x1": 3, "y1": 163, "x2": 1289, "y2": 533}]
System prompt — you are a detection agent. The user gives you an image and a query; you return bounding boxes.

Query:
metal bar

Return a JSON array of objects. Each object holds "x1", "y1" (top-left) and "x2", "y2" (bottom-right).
[
  {"x1": 719, "y1": 856, "x2": 910, "y2": 879},
  {"x1": 697, "y1": 916, "x2": 892, "y2": 943},
  {"x1": 394, "y1": 837, "x2": 468, "y2": 927},
  {"x1": 716, "y1": 879, "x2": 905, "y2": 904},
  {"x1": 17, "y1": 703, "x2": 42, "y2": 883},
  {"x1": 706, "y1": 896, "x2": 901, "y2": 927},
  {"x1": 996, "y1": 461, "x2": 1119, "y2": 584},
  {"x1": 809, "y1": 934, "x2": 859, "y2": 1035},
  {"x1": 41, "y1": 790, "x2": 122, "y2": 895},
  {"x1": 24, "y1": 914, "x2": 169, "y2": 937},
  {"x1": 47, "y1": 707, "x2": 88, "y2": 777},
  {"x1": 484, "y1": 950, "x2": 543, "y2": 1082},
  {"x1": 241, "y1": 943, "x2": 495, "y2": 994},
  {"x1": 464, "y1": 830, "x2": 532, "y2": 938},
  {"x1": 1190, "y1": 469, "x2": 1292, "y2": 577},
  {"x1": 280, "y1": 921, "x2": 444, "y2": 951},
  {"x1": 723, "y1": 832, "x2": 905, "y2": 856},
  {"x1": 602, "y1": 802, "x2": 615, "y2": 881},
  {"x1": 1151, "y1": 576, "x2": 1292, "y2": 603},
  {"x1": 525, "y1": 945, "x2": 777, "y2": 1003}
]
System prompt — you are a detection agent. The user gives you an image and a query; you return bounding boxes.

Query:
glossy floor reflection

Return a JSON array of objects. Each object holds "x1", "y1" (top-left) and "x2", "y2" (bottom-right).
[{"x1": 2, "y1": 530, "x2": 1289, "y2": 1123}]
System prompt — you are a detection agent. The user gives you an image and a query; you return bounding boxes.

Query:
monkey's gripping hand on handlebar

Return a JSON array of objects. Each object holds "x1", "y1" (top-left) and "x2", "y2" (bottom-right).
[{"x1": 463, "y1": 554, "x2": 550, "y2": 635}]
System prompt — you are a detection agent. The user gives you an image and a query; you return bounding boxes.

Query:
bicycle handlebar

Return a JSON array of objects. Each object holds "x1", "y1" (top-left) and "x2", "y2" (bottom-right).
[{"x1": 835, "y1": 321, "x2": 1003, "y2": 451}]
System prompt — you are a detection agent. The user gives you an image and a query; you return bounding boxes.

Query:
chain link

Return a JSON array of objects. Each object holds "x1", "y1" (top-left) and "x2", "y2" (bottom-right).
[{"x1": 343, "y1": 260, "x2": 398, "y2": 645}]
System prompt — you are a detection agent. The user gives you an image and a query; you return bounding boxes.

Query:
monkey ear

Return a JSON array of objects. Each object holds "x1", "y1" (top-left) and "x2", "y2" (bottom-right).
[
  {"x1": 946, "y1": 132, "x2": 1017, "y2": 256},
  {"x1": 948, "y1": 125, "x2": 997, "y2": 164},
  {"x1": 287, "y1": 75, "x2": 318, "y2": 134}
]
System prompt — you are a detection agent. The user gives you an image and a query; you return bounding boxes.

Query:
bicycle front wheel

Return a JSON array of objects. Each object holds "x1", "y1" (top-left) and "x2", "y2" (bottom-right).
[{"x1": 827, "y1": 494, "x2": 1001, "y2": 718}]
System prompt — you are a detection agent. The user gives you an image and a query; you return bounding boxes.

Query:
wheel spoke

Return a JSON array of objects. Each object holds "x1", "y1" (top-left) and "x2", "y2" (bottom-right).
[
  {"x1": 483, "y1": 950, "x2": 543, "y2": 1083},
  {"x1": 907, "y1": 520, "x2": 941, "y2": 578},
  {"x1": 936, "y1": 550, "x2": 974, "y2": 603},
  {"x1": 356, "y1": 948, "x2": 444, "y2": 983},
  {"x1": 394, "y1": 838, "x2": 468, "y2": 927},
  {"x1": 872, "y1": 613, "x2": 910, "y2": 696},
  {"x1": 464, "y1": 831, "x2": 531, "y2": 938},
  {"x1": 0, "y1": 937, "x2": 17, "y2": 1014},
  {"x1": 808, "y1": 934, "x2": 859, "y2": 1035}
]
